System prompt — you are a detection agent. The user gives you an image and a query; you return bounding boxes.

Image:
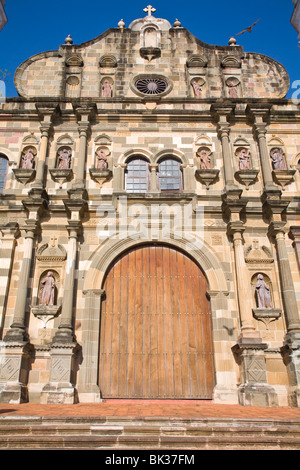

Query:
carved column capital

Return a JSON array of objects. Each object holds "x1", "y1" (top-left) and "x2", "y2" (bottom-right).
[
  {"x1": 267, "y1": 221, "x2": 286, "y2": 239},
  {"x1": 0, "y1": 222, "x2": 19, "y2": 240},
  {"x1": 227, "y1": 220, "x2": 245, "y2": 238},
  {"x1": 246, "y1": 104, "x2": 272, "y2": 122},
  {"x1": 289, "y1": 226, "x2": 300, "y2": 243},
  {"x1": 66, "y1": 220, "x2": 83, "y2": 239}
]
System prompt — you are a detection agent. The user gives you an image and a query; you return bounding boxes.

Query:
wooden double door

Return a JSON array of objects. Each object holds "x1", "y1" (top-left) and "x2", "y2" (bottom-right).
[{"x1": 99, "y1": 245, "x2": 215, "y2": 399}]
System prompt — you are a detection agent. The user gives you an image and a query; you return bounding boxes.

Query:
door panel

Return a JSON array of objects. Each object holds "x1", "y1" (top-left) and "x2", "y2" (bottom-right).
[{"x1": 99, "y1": 245, "x2": 215, "y2": 399}]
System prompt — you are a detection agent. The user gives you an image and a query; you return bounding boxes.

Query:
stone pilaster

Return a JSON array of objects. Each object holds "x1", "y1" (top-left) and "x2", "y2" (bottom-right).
[
  {"x1": 247, "y1": 105, "x2": 281, "y2": 197},
  {"x1": 0, "y1": 223, "x2": 19, "y2": 338},
  {"x1": 268, "y1": 221, "x2": 300, "y2": 345},
  {"x1": 289, "y1": 226, "x2": 300, "y2": 271},
  {"x1": 227, "y1": 220, "x2": 260, "y2": 341},
  {"x1": 33, "y1": 105, "x2": 58, "y2": 190},
  {"x1": 77, "y1": 289, "x2": 105, "y2": 402},
  {"x1": 72, "y1": 104, "x2": 95, "y2": 194},
  {"x1": 212, "y1": 104, "x2": 242, "y2": 196},
  {"x1": 265, "y1": 198, "x2": 300, "y2": 407},
  {"x1": 3, "y1": 218, "x2": 41, "y2": 343},
  {"x1": 52, "y1": 219, "x2": 82, "y2": 344}
]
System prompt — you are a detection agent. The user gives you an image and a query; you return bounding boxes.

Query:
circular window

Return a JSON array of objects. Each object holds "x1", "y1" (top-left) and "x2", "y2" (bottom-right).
[{"x1": 135, "y1": 78, "x2": 168, "y2": 95}]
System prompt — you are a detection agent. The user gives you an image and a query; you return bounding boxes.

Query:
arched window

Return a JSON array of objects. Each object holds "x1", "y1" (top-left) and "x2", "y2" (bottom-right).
[
  {"x1": 0, "y1": 154, "x2": 9, "y2": 193},
  {"x1": 158, "y1": 158, "x2": 182, "y2": 192},
  {"x1": 125, "y1": 157, "x2": 150, "y2": 193}
]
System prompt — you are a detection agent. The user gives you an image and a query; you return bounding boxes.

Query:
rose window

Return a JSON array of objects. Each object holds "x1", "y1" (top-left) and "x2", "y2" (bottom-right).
[{"x1": 135, "y1": 78, "x2": 168, "y2": 95}]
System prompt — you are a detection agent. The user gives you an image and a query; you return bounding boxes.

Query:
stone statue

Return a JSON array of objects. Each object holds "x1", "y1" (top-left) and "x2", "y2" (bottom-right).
[
  {"x1": 198, "y1": 149, "x2": 211, "y2": 169},
  {"x1": 96, "y1": 148, "x2": 108, "y2": 169},
  {"x1": 238, "y1": 148, "x2": 251, "y2": 170},
  {"x1": 21, "y1": 149, "x2": 35, "y2": 169},
  {"x1": 57, "y1": 149, "x2": 71, "y2": 169},
  {"x1": 102, "y1": 80, "x2": 113, "y2": 98},
  {"x1": 255, "y1": 274, "x2": 272, "y2": 309},
  {"x1": 40, "y1": 271, "x2": 56, "y2": 306},
  {"x1": 227, "y1": 78, "x2": 239, "y2": 98},
  {"x1": 192, "y1": 80, "x2": 202, "y2": 98},
  {"x1": 271, "y1": 148, "x2": 287, "y2": 170}
]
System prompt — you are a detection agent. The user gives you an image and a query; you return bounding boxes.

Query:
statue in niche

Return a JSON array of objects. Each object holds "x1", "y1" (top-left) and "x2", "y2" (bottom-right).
[
  {"x1": 192, "y1": 79, "x2": 202, "y2": 98},
  {"x1": 271, "y1": 148, "x2": 287, "y2": 170},
  {"x1": 226, "y1": 78, "x2": 239, "y2": 98},
  {"x1": 96, "y1": 148, "x2": 109, "y2": 169},
  {"x1": 144, "y1": 27, "x2": 157, "y2": 48},
  {"x1": 238, "y1": 148, "x2": 251, "y2": 170},
  {"x1": 197, "y1": 149, "x2": 211, "y2": 169},
  {"x1": 57, "y1": 148, "x2": 71, "y2": 169},
  {"x1": 255, "y1": 274, "x2": 272, "y2": 309},
  {"x1": 101, "y1": 80, "x2": 113, "y2": 98},
  {"x1": 21, "y1": 148, "x2": 35, "y2": 169},
  {"x1": 39, "y1": 271, "x2": 56, "y2": 306}
]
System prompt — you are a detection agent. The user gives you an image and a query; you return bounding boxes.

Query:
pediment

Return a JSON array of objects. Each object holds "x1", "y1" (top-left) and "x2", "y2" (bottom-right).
[{"x1": 37, "y1": 243, "x2": 67, "y2": 262}]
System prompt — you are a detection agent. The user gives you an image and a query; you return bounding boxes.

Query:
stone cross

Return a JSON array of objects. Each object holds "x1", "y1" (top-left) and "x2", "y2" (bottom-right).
[{"x1": 143, "y1": 5, "x2": 156, "y2": 16}]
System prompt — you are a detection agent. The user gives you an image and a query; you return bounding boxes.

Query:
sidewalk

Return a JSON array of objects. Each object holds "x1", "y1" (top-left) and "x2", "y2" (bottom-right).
[{"x1": 1, "y1": 400, "x2": 300, "y2": 420}]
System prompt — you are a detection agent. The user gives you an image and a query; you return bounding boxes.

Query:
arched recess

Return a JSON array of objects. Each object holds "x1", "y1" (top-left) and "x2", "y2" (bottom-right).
[
  {"x1": 78, "y1": 235, "x2": 230, "y2": 400},
  {"x1": 98, "y1": 242, "x2": 215, "y2": 399},
  {"x1": 84, "y1": 235, "x2": 228, "y2": 295}
]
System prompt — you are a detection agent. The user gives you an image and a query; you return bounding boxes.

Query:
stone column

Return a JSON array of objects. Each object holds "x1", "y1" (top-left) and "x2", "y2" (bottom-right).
[
  {"x1": 33, "y1": 105, "x2": 58, "y2": 190},
  {"x1": 52, "y1": 220, "x2": 82, "y2": 344},
  {"x1": 212, "y1": 105, "x2": 241, "y2": 195},
  {"x1": 289, "y1": 226, "x2": 300, "y2": 271},
  {"x1": 268, "y1": 222, "x2": 300, "y2": 344},
  {"x1": 0, "y1": 213, "x2": 42, "y2": 403},
  {"x1": 149, "y1": 164, "x2": 158, "y2": 191},
  {"x1": 71, "y1": 105, "x2": 95, "y2": 194},
  {"x1": 3, "y1": 218, "x2": 40, "y2": 343},
  {"x1": 247, "y1": 105, "x2": 281, "y2": 196},
  {"x1": 77, "y1": 289, "x2": 105, "y2": 402},
  {"x1": 228, "y1": 221, "x2": 259, "y2": 341},
  {"x1": 0, "y1": 223, "x2": 19, "y2": 337}
]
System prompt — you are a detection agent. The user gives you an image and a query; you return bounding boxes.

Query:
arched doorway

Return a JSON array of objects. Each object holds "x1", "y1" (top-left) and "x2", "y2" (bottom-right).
[{"x1": 98, "y1": 244, "x2": 215, "y2": 399}]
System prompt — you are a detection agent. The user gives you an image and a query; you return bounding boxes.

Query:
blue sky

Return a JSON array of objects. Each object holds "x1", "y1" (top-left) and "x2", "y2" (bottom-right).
[{"x1": 0, "y1": 0, "x2": 299, "y2": 98}]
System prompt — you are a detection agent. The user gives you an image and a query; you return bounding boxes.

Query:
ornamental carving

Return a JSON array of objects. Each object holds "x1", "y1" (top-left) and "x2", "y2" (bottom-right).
[{"x1": 36, "y1": 243, "x2": 67, "y2": 262}]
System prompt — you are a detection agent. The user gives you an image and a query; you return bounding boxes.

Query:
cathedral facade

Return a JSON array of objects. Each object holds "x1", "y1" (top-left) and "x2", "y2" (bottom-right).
[{"x1": 0, "y1": 8, "x2": 300, "y2": 407}]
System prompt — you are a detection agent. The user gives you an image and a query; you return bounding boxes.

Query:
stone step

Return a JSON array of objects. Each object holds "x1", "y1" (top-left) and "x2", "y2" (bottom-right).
[{"x1": 0, "y1": 416, "x2": 300, "y2": 449}]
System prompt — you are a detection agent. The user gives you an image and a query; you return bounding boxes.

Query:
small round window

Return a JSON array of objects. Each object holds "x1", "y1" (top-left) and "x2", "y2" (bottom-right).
[{"x1": 135, "y1": 78, "x2": 168, "y2": 95}]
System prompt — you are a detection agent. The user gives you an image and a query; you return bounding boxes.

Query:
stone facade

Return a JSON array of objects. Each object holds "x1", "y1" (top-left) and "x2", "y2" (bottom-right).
[{"x1": 0, "y1": 8, "x2": 299, "y2": 407}]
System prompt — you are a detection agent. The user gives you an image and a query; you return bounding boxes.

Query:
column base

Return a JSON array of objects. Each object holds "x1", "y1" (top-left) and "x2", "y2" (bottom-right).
[
  {"x1": 77, "y1": 384, "x2": 103, "y2": 403},
  {"x1": 41, "y1": 341, "x2": 81, "y2": 405},
  {"x1": 0, "y1": 341, "x2": 33, "y2": 404},
  {"x1": 212, "y1": 384, "x2": 239, "y2": 405},
  {"x1": 40, "y1": 383, "x2": 78, "y2": 405},
  {"x1": 232, "y1": 339, "x2": 279, "y2": 408},
  {"x1": 237, "y1": 383, "x2": 279, "y2": 408},
  {"x1": 281, "y1": 342, "x2": 300, "y2": 408},
  {"x1": 0, "y1": 382, "x2": 29, "y2": 404}
]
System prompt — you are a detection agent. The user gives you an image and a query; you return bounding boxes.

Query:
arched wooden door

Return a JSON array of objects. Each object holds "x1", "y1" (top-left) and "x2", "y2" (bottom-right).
[{"x1": 99, "y1": 245, "x2": 215, "y2": 399}]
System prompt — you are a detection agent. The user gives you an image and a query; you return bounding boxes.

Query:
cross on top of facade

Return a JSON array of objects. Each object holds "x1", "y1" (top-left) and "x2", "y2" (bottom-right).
[{"x1": 143, "y1": 5, "x2": 156, "y2": 17}]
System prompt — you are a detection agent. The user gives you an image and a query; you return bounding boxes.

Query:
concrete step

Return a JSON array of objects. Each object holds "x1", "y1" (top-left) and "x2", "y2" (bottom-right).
[{"x1": 0, "y1": 416, "x2": 300, "y2": 450}]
